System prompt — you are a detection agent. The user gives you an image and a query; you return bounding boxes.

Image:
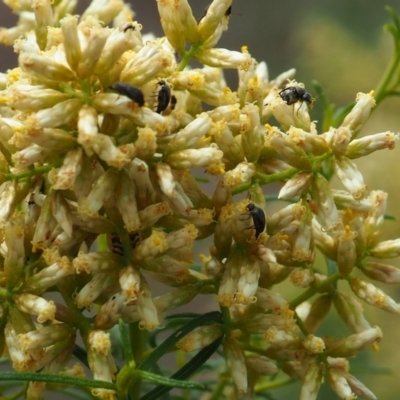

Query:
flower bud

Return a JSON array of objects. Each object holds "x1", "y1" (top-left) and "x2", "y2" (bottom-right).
[
  {"x1": 75, "y1": 272, "x2": 117, "y2": 309},
  {"x1": 115, "y1": 171, "x2": 140, "y2": 232},
  {"x1": 333, "y1": 291, "x2": 371, "y2": 334},
  {"x1": 224, "y1": 336, "x2": 247, "y2": 393},
  {"x1": 255, "y1": 287, "x2": 288, "y2": 311},
  {"x1": 176, "y1": 323, "x2": 223, "y2": 352},
  {"x1": 370, "y1": 238, "x2": 400, "y2": 259},
  {"x1": 299, "y1": 361, "x2": 323, "y2": 400},
  {"x1": 290, "y1": 268, "x2": 314, "y2": 288},
  {"x1": 198, "y1": 0, "x2": 232, "y2": 42},
  {"x1": 136, "y1": 276, "x2": 161, "y2": 330},
  {"x1": 13, "y1": 294, "x2": 55, "y2": 323},
  {"x1": 279, "y1": 171, "x2": 313, "y2": 199},
  {"x1": 336, "y1": 225, "x2": 357, "y2": 275},
  {"x1": 214, "y1": 203, "x2": 234, "y2": 258},
  {"x1": 78, "y1": 168, "x2": 119, "y2": 218},
  {"x1": 288, "y1": 126, "x2": 329, "y2": 155},
  {"x1": 344, "y1": 373, "x2": 377, "y2": 400},
  {"x1": 95, "y1": 293, "x2": 127, "y2": 330},
  {"x1": 346, "y1": 131, "x2": 398, "y2": 158},
  {"x1": 52, "y1": 148, "x2": 83, "y2": 191},
  {"x1": 157, "y1": 0, "x2": 198, "y2": 50},
  {"x1": 349, "y1": 278, "x2": 400, "y2": 314},
  {"x1": 119, "y1": 266, "x2": 141, "y2": 302},
  {"x1": 302, "y1": 334, "x2": 325, "y2": 354},
  {"x1": 196, "y1": 47, "x2": 252, "y2": 70},
  {"x1": 268, "y1": 128, "x2": 311, "y2": 170},
  {"x1": 341, "y1": 91, "x2": 376, "y2": 134},
  {"x1": 60, "y1": 15, "x2": 82, "y2": 71},
  {"x1": 361, "y1": 261, "x2": 400, "y2": 284},
  {"x1": 235, "y1": 259, "x2": 260, "y2": 305},
  {"x1": 223, "y1": 161, "x2": 256, "y2": 189},
  {"x1": 87, "y1": 330, "x2": 116, "y2": 400},
  {"x1": 328, "y1": 126, "x2": 352, "y2": 155},
  {"x1": 326, "y1": 367, "x2": 356, "y2": 400},
  {"x1": 247, "y1": 355, "x2": 279, "y2": 377},
  {"x1": 303, "y1": 294, "x2": 332, "y2": 333},
  {"x1": 333, "y1": 156, "x2": 367, "y2": 200},
  {"x1": 211, "y1": 120, "x2": 245, "y2": 164},
  {"x1": 310, "y1": 173, "x2": 341, "y2": 231},
  {"x1": 167, "y1": 145, "x2": 223, "y2": 169},
  {"x1": 239, "y1": 104, "x2": 265, "y2": 162},
  {"x1": 264, "y1": 326, "x2": 301, "y2": 349}
]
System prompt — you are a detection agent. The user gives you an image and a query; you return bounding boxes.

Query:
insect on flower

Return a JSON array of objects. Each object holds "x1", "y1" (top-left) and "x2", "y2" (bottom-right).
[
  {"x1": 279, "y1": 86, "x2": 314, "y2": 115},
  {"x1": 154, "y1": 80, "x2": 171, "y2": 114},
  {"x1": 244, "y1": 203, "x2": 266, "y2": 239},
  {"x1": 107, "y1": 231, "x2": 141, "y2": 257},
  {"x1": 199, "y1": 4, "x2": 233, "y2": 22},
  {"x1": 170, "y1": 94, "x2": 177, "y2": 111},
  {"x1": 123, "y1": 24, "x2": 136, "y2": 33},
  {"x1": 110, "y1": 82, "x2": 145, "y2": 107}
]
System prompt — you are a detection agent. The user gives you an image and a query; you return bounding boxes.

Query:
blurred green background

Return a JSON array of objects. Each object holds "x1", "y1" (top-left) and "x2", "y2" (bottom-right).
[{"x1": 1, "y1": 1, "x2": 400, "y2": 399}]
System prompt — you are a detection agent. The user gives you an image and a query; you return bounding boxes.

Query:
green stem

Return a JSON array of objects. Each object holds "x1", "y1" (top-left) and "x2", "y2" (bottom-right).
[
  {"x1": 231, "y1": 167, "x2": 299, "y2": 195},
  {"x1": 57, "y1": 278, "x2": 91, "y2": 338},
  {"x1": 134, "y1": 370, "x2": 204, "y2": 389},
  {"x1": 289, "y1": 271, "x2": 341, "y2": 309},
  {"x1": 5, "y1": 165, "x2": 54, "y2": 181},
  {"x1": 178, "y1": 43, "x2": 202, "y2": 71},
  {"x1": 243, "y1": 344, "x2": 267, "y2": 355},
  {"x1": 0, "y1": 372, "x2": 116, "y2": 391},
  {"x1": 220, "y1": 305, "x2": 231, "y2": 331},
  {"x1": 208, "y1": 371, "x2": 229, "y2": 400},
  {"x1": 129, "y1": 322, "x2": 146, "y2": 399},
  {"x1": 374, "y1": 52, "x2": 400, "y2": 104},
  {"x1": 254, "y1": 378, "x2": 295, "y2": 393},
  {"x1": 294, "y1": 311, "x2": 309, "y2": 336},
  {"x1": 119, "y1": 320, "x2": 135, "y2": 366}
]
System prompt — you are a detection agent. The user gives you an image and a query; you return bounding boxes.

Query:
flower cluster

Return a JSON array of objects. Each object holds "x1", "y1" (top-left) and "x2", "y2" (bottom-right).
[{"x1": 0, "y1": 0, "x2": 399, "y2": 399}]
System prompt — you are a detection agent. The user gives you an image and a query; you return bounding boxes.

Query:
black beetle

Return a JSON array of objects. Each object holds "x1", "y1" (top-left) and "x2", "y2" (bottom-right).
[
  {"x1": 154, "y1": 80, "x2": 171, "y2": 114},
  {"x1": 170, "y1": 94, "x2": 177, "y2": 111},
  {"x1": 110, "y1": 82, "x2": 145, "y2": 107},
  {"x1": 244, "y1": 203, "x2": 266, "y2": 239},
  {"x1": 278, "y1": 86, "x2": 314, "y2": 114}
]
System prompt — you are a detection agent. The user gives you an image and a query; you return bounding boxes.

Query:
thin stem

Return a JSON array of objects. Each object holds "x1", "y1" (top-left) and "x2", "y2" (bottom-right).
[
  {"x1": 119, "y1": 320, "x2": 135, "y2": 366},
  {"x1": 294, "y1": 311, "x2": 309, "y2": 336},
  {"x1": 178, "y1": 43, "x2": 202, "y2": 71},
  {"x1": 208, "y1": 370, "x2": 229, "y2": 400},
  {"x1": 5, "y1": 164, "x2": 54, "y2": 181},
  {"x1": 289, "y1": 271, "x2": 341, "y2": 310},
  {"x1": 129, "y1": 322, "x2": 146, "y2": 399},
  {"x1": 374, "y1": 52, "x2": 400, "y2": 104},
  {"x1": 57, "y1": 277, "x2": 91, "y2": 337},
  {"x1": 220, "y1": 305, "x2": 231, "y2": 331},
  {"x1": 254, "y1": 378, "x2": 295, "y2": 393},
  {"x1": 231, "y1": 167, "x2": 299, "y2": 195},
  {"x1": 0, "y1": 372, "x2": 116, "y2": 391}
]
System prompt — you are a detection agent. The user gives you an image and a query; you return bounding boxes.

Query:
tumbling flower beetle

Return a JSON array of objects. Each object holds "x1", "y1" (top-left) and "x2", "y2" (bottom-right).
[
  {"x1": 110, "y1": 82, "x2": 145, "y2": 107},
  {"x1": 278, "y1": 86, "x2": 314, "y2": 114},
  {"x1": 245, "y1": 203, "x2": 266, "y2": 239},
  {"x1": 154, "y1": 80, "x2": 171, "y2": 114},
  {"x1": 170, "y1": 94, "x2": 177, "y2": 111},
  {"x1": 199, "y1": 4, "x2": 233, "y2": 22},
  {"x1": 107, "y1": 231, "x2": 141, "y2": 257}
]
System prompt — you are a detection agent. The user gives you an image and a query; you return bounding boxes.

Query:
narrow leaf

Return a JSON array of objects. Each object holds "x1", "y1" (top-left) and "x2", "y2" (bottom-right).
[
  {"x1": 135, "y1": 370, "x2": 204, "y2": 389},
  {"x1": 139, "y1": 336, "x2": 223, "y2": 400}
]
